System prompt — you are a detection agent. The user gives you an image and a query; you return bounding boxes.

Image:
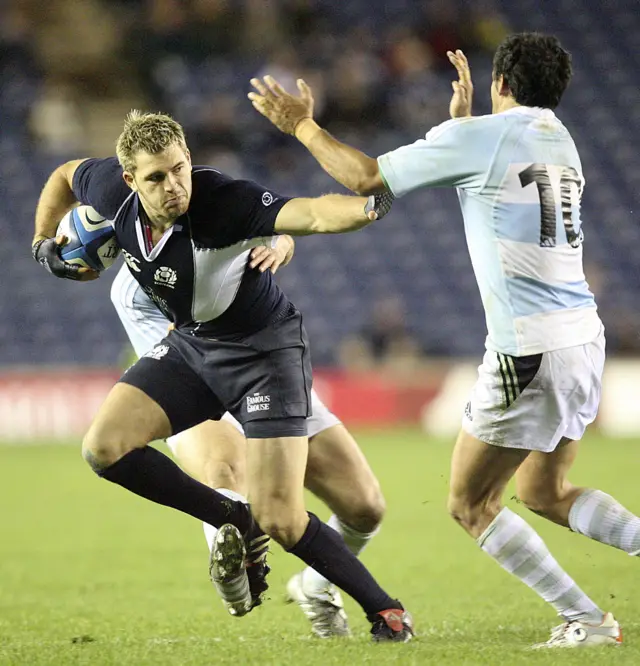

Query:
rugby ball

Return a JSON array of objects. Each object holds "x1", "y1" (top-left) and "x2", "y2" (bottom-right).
[{"x1": 56, "y1": 205, "x2": 120, "y2": 271}]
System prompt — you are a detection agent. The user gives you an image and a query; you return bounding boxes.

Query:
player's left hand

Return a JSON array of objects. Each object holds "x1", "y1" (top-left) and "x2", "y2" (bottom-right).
[
  {"x1": 249, "y1": 237, "x2": 290, "y2": 274},
  {"x1": 248, "y1": 76, "x2": 314, "y2": 135},
  {"x1": 32, "y1": 234, "x2": 100, "y2": 281},
  {"x1": 447, "y1": 49, "x2": 473, "y2": 118}
]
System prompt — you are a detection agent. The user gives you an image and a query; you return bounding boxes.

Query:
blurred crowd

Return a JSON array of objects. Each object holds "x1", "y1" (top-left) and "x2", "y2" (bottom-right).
[
  {"x1": 0, "y1": 0, "x2": 511, "y2": 367},
  {"x1": 3, "y1": 0, "x2": 509, "y2": 162},
  {"x1": 3, "y1": 0, "x2": 639, "y2": 365}
]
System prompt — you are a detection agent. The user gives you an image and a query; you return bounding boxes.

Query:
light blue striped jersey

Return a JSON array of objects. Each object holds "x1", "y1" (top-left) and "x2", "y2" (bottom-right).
[{"x1": 378, "y1": 106, "x2": 601, "y2": 356}]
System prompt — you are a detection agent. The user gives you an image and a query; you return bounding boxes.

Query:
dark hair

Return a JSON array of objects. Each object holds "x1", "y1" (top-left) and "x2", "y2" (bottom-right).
[{"x1": 493, "y1": 33, "x2": 572, "y2": 109}]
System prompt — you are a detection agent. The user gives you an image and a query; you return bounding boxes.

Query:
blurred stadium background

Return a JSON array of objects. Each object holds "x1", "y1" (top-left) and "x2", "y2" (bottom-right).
[
  {"x1": 3, "y1": 2, "x2": 640, "y2": 664},
  {"x1": 0, "y1": 0, "x2": 639, "y2": 436}
]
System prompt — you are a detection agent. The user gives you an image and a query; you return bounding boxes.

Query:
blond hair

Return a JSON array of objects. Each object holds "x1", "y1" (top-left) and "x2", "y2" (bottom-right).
[{"x1": 116, "y1": 110, "x2": 187, "y2": 172}]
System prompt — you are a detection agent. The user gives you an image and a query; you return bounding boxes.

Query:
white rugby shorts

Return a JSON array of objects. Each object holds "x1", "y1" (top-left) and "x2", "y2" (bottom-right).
[
  {"x1": 110, "y1": 264, "x2": 341, "y2": 441},
  {"x1": 462, "y1": 327, "x2": 605, "y2": 452}
]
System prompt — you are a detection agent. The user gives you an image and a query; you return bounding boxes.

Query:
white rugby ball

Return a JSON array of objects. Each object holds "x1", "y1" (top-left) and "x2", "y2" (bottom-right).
[{"x1": 57, "y1": 205, "x2": 120, "y2": 271}]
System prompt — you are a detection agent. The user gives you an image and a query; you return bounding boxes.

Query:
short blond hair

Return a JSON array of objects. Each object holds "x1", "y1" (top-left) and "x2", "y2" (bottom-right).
[{"x1": 116, "y1": 110, "x2": 187, "y2": 172}]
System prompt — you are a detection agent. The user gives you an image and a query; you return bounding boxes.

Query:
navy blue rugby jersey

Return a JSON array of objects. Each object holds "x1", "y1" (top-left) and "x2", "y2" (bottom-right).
[{"x1": 72, "y1": 157, "x2": 294, "y2": 338}]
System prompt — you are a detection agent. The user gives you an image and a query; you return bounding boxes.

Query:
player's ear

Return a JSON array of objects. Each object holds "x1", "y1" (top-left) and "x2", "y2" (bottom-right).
[
  {"x1": 185, "y1": 148, "x2": 192, "y2": 166},
  {"x1": 498, "y1": 75, "x2": 510, "y2": 97},
  {"x1": 123, "y1": 171, "x2": 137, "y2": 191}
]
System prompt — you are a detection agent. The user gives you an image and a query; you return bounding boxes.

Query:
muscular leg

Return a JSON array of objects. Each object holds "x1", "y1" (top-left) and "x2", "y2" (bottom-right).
[
  {"x1": 306, "y1": 424, "x2": 385, "y2": 534},
  {"x1": 448, "y1": 428, "x2": 527, "y2": 537},
  {"x1": 245, "y1": 435, "x2": 309, "y2": 546},
  {"x1": 166, "y1": 420, "x2": 384, "y2": 555},
  {"x1": 168, "y1": 419, "x2": 248, "y2": 552},
  {"x1": 448, "y1": 428, "x2": 604, "y2": 624},
  {"x1": 83, "y1": 382, "x2": 172, "y2": 466},
  {"x1": 301, "y1": 425, "x2": 385, "y2": 594},
  {"x1": 515, "y1": 438, "x2": 583, "y2": 527},
  {"x1": 517, "y1": 438, "x2": 640, "y2": 554},
  {"x1": 168, "y1": 419, "x2": 390, "y2": 631},
  {"x1": 82, "y1": 383, "x2": 252, "y2": 532},
  {"x1": 169, "y1": 421, "x2": 384, "y2": 542},
  {"x1": 246, "y1": 434, "x2": 400, "y2": 618},
  {"x1": 170, "y1": 419, "x2": 247, "y2": 493}
]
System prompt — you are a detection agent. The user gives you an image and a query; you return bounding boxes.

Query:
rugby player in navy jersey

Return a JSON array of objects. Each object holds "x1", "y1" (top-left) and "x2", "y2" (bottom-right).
[{"x1": 31, "y1": 111, "x2": 411, "y2": 642}]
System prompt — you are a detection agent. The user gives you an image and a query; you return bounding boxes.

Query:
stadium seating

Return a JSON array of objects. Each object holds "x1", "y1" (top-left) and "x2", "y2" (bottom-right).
[{"x1": 2, "y1": 0, "x2": 639, "y2": 365}]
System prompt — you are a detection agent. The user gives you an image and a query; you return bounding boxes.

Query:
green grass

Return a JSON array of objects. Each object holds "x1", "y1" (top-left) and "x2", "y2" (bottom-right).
[{"x1": 0, "y1": 430, "x2": 638, "y2": 665}]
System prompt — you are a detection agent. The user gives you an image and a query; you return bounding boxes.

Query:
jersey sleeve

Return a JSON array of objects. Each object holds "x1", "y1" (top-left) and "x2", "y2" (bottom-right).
[
  {"x1": 377, "y1": 117, "x2": 494, "y2": 197},
  {"x1": 195, "y1": 172, "x2": 292, "y2": 242},
  {"x1": 71, "y1": 157, "x2": 132, "y2": 219}
]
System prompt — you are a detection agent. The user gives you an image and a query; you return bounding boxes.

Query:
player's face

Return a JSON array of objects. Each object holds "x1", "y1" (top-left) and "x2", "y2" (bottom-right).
[{"x1": 125, "y1": 143, "x2": 192, "y2": 225}]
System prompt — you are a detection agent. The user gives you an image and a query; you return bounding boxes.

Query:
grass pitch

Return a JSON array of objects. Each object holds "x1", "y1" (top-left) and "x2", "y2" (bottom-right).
[{"x1": 0, "y1": 430, "x2": 638, "y2": 665}]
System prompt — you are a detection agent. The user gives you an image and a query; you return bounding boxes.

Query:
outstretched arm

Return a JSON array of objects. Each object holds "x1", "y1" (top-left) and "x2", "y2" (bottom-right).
[
  {"x1": 273, "y1": 192, "x2": 394, "y2": 236},
  {"x1": 248, "y1": 77, "x2": 386, "y2": 196},
  {"x1": 248, "y1": 50, "x2": 475, "y2": 195}
]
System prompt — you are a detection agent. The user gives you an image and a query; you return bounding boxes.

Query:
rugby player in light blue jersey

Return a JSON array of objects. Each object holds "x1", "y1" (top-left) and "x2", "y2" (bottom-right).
[{"x1": 249, "y1": 32, "x2": 640, "y2": 648}]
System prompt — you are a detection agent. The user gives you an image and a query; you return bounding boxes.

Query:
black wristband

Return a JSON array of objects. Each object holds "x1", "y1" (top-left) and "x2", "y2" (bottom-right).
[
  {"x1": 32, "y1": 237, "x2": 82, "y2": 280},
  {"x1": 364, "y1": 190, "x2": 395, "y2": 220},
  {"x1": 32, "y1": 238, "x2": 46, "y2": 263}
]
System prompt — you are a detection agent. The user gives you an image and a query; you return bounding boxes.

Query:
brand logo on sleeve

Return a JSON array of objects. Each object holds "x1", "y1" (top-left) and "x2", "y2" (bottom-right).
[{"x1": 144, "y1": 344, "x2": 170, "y2": 360}]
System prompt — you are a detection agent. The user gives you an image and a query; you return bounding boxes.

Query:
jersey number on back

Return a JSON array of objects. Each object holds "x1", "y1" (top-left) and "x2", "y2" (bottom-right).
[{"x1": 519, "y1": 164, "x2": 583, "y2": 248}]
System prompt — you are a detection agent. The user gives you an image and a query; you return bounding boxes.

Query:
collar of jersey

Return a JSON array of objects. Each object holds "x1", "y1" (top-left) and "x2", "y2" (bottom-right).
[
  {"x1": 135, "y1": 213, "x2": 176, "y2": 261},
  {"x1": 499, "y1": 105, "x2": 556, "y2": 119}
]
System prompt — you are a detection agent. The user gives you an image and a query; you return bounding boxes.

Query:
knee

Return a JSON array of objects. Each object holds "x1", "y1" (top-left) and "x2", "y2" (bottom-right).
[
  {"x1": 203, "y1": 460, "x2": 242, "y2": 492},
  {"x1": 252, "y1": 504, "x2": 308, "y2": 549},
  {"x1": 341, "y1": 487, "x2": 386, "y2": 534},
  {"x1": 82, "y1": 426, "x2": 136, "y2": 471}
]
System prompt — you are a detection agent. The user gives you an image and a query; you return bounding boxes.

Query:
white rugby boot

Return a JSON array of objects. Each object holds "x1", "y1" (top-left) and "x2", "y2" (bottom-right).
[
  {"x1": 285, "y1": 572, "x2": 351, "y2": 638},
  {"x1": 531, "y1": 612, "x2": 622, "y2": 648}
]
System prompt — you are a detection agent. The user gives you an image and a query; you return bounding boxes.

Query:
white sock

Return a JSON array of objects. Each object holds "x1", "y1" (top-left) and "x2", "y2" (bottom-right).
[
  {"x1": 202, "y1": 488, "x2": 248, "y2": 552},
  {"x1": 569, "y1": 489, "x2": 640, "y2": 556},
  {"x1": 301, "y1": 514, "x2": 380, "y2": 595},
  {"x1": 479, "y1": 507, "x2": 603, "y2": 624}
]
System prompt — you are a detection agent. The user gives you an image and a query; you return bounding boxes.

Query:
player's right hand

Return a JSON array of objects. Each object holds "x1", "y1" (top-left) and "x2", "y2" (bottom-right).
[
  {"x1": 248, "y1": 76, "x2": 314, "y2": 135},
  {"x1": 32, "y1": 235, "x2": 99, "y2": 281},
  {"x1": 447, "y1": 49, "x2": 473, "y2": 119}
]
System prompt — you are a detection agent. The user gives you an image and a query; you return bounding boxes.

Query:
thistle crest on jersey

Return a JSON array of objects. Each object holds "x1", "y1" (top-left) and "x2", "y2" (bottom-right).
[{"x1": 154, "y1": 266, "x2": 178, "y2": 288}]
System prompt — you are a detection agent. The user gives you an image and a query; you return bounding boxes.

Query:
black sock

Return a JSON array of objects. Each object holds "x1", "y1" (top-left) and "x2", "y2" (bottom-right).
[
  {"x1": 97, "y1": 447, "x2": 252, "y2": 532},
  {"x1": 288, "y1": 513, "x2": 400, "y2": 617}
]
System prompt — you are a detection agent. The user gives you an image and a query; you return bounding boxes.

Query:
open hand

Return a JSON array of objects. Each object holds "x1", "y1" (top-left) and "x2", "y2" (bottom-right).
[
  {"x1": 447, "y1": 50, "x2": 473, "y2": 118},
  {"x1": 248, "y1": 75, "x2": 314, "y2": 135},
  {"x1": 249, "y1": 237, "x2": 291, "y2": 274}
]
